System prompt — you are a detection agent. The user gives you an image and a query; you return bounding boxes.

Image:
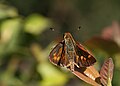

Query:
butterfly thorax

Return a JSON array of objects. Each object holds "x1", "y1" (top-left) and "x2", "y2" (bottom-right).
[{"x1": 64, "y1": 34, "x2": 76, "y2": 57}]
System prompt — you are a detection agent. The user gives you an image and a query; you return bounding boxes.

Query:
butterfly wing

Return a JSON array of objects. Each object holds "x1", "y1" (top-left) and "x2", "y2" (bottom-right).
[
  {"x1": 75, "y1": 42, "x2": 96, "y2": 67},
  {"x1": 49, "y1": 41, "x2": 69, "y2": 67}
]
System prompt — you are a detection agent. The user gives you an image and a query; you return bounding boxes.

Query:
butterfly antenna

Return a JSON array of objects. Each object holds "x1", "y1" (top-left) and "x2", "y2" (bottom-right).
[
  {"x1": 50, "y1": 27, "x2": 55, "y2": 31},
  {"x1": 50, "y1": 27, "x2": 62, "y2": 35},
  {"x1": 77, "y1": 26, "x2": 81, "y2": 31}
]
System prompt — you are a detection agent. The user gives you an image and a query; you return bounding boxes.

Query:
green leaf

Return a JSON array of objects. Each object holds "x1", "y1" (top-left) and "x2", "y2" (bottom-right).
[
  {"x1": 0, "y1": 4, "x2": 18, "y2": 19},
  {"x1": 38, "y1": 62, "x2": 68, "y2": 86},
  {"x1": 25, "y1": 14, "x2": 52, "y2": 35}
]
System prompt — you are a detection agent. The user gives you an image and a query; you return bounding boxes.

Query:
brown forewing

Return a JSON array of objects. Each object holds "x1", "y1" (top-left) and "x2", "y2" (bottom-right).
[
  {"x1": 75, "y1": 42, "x2": 96, "y2": 67},
  {"x1": 49, "y1": 41, "x2": 69, "y2": 67}
]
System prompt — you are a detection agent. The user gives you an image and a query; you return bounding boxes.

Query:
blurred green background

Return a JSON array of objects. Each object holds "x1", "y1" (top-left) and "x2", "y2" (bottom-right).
[{"x1": 0, "y1": 0, "x2": 120, "y2": 86}]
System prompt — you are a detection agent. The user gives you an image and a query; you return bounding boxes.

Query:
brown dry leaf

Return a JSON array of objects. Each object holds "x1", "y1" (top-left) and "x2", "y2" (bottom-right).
[
  {"x1": 72, "y1": 66, "x2": 101, "y2": 86},
  {"x1": 100, "y1": 58, "x2": 114, "y2": 86},
  {"x1": 85, "y1": 37, "x2": 120, "y2": 56}
]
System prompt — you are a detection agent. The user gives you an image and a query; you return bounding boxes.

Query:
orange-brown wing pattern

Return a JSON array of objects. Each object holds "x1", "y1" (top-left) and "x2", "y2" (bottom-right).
[
  {"x1": 49, "y1": 41, "x2": 69, "y2": 67},
  {"x1": 75, "y1": 42, "x2": 96, "y2": 67}
]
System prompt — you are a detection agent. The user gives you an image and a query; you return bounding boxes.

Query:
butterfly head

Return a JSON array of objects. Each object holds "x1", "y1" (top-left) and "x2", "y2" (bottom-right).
[
  {"x1": 64, "y1": 32, "x2": 76, "y2": 51},
  {"x1": 64, "y1": 32, "x2": 72, "y2": 38},
  {"x1": 64, "y1": 32, "x2": 74, "y2": 42}
]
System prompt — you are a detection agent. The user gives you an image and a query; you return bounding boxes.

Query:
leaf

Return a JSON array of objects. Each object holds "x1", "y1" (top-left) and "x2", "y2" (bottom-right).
[
  {"x1": 25, "y1": 14, "x2": 51, "y2": 35},
  {"x1": 101, "y1": 21, "x2": 120, "y2": 46},
  {"x1": 85, "y1": 37, "x2": 120, "y2": 56},
  {"x1": 38, "y1": 62, "x2": 68, "y2": 86},
  {"x1": 72, "y1": 66, "x2": 101, "y2": 86},
  {"x1": 100, "y1": 58, "x2": 114, "y2": 86},
  {"x1": 0, "y1": 4, "x2": 18, "y2": 19}
]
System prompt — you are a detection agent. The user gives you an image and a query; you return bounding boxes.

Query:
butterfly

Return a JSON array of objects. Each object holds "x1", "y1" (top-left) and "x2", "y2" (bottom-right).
[{"x1": 49, "y1": 32, "x2": 96, "y2": 72}]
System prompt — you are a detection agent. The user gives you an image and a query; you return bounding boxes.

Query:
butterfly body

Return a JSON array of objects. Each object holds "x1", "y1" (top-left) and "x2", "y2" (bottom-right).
[
  {"x1": 64, "y1": 33, "x2": 79, "y2": 71},
  {"x1": 49, "y1": 32, "x2": 96, "y2": 71}
]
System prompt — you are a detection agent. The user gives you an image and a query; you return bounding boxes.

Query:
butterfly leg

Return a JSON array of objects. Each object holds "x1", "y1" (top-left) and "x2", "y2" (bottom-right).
[
  {"x1": 66, "y1": 63, "x2": 71, "y2": 68},
  {"x1": 73, "y1": 55, "x2": 80, "y2": 68},
  {"x1": 73, "y1": 62, "x2": 79, "y2": 68},
  {"x1": 66, "y1": 61, "x2": 74, "y2": 72}
]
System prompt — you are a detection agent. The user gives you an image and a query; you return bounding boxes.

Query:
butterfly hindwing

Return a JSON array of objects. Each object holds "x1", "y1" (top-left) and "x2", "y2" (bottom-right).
[
  {"x1": 49, "y1": 41, "x2": 69, "y2": 67},
  {"x1": 75, "y1": 42, "x2": 96, "y2": 67}
]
